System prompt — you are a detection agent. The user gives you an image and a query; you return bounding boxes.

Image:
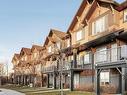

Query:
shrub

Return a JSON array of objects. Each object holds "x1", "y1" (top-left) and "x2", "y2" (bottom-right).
[
  {"x1": 76, "y1": 84, "x2": 94, "y2": 92},
  {"x1": 100, "y1": 84, "x2": 118, "y2": 94}
]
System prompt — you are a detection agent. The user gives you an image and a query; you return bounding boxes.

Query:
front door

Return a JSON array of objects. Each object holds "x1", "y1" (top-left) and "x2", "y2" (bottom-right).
[{"x1": 74, "y1": 74, "x2": 79, "y2": 88}]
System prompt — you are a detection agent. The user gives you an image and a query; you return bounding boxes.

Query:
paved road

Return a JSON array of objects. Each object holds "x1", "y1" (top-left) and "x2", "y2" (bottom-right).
[{"x1": 0, "y1": 89, "x2": 25, "y2": 95}]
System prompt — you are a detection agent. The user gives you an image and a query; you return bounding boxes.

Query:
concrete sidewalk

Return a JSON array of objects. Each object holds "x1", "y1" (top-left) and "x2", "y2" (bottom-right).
[
  {"x1": 32, "y1": 89, "x2": 70, "y2": 94},
  {"x1": 0, "y1": 89, "x2": 25, "y2": 95}
]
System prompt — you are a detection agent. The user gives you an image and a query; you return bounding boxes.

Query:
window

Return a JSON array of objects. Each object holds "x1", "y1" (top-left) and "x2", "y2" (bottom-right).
[
  {"x1": 34, "y1": 53, "x2": 37, "y2": 58},
  {"x1": 48, "y1": 46, "x2": 51, "y2": 53},
  {"x1": 100, "y1": 71, "x2": 109, "y2": 85},
  {"x1": 84, "y1": 53, "x2": 90, "y2": 64},
  {"x1": 96, "y1": 47, "x2": 107, "y2": 63},
  {"x1": 92, "y1": 16, "x2": 107, "y2": 35},
  {"x1": 67, "y1": 39, "x2": 70, "y2": 47},
  {"x1": 76, "y1": 30, "x2": 82, "y2": 41},
  {"x1": 124, "y1": 9, "x2": 127, "y2": 22},
  {"x1": 21, "y1": 57, "x2": 24, "y2": 61},
  {"x1": 25, "y1": 56, "x2": 27, "y2": 61},
  {"x1": 79, "y1": 55, "x2": 84, "y2": 65},
  {"x1": 56, "y1": 42, "x2": 61, "y2": 49}
]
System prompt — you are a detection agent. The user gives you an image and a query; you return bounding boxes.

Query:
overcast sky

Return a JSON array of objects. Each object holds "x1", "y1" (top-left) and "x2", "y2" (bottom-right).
[{"x1": 0, "y1": 0, "x2": 125, "y2": 72}]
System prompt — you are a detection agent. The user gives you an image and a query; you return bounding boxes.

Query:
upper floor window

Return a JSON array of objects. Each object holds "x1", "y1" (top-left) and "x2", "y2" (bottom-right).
[
  {"x1": 21, "y1": 57, "x2": 24, "y2": 61},
  {"x1": 92, "y1": 16, "x2": 107, "y2": 35},
  {"x1": 25, "y1": 56, "x2": 27, "y2": 61},
  {"x1": 95, "y1": 47, "x2": 107, "y2": 63},
  {"x1": 67, "y1": 39, "x2": 70, "y2": 47},
  {"x1": 76, "y1": 30, "x2": 82, "y2": 41},
  {"x1": 76, "y1": 29, "x2": 85, "y2": 41},
  {"x1": 56, "y1": 42, "x2": 61, "y2": 49},
  {"x1": 124, "y1": 9, "x2": 127, "y2": 22},
  {"x1": 34, "y1": 53, "x2": 37, "y2": 58},
  {"x1": 48, "y1": 46, "x2": 51, "y2": 53},
  {"x1": 84, "y1": 53, "x2": 90, "y2": 64}
]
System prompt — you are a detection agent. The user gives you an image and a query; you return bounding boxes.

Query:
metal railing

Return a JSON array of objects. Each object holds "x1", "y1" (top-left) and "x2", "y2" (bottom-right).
[
  {"x1": 42, "y1": 65, "x2": 57, "y2": 73},
  {"x1": 94, "y1": 45, "x2": 127, "y2": 64}
]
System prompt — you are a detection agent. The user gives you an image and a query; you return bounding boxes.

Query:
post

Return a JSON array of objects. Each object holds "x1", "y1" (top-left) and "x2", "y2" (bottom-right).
[
  {"x1": 95, "y1": 69, "x2": 100, "y2": 95},
  {"x1": 121, "y1": 67, "x2": 125, "y2": 95},
  {"x1": 47, "y1": 74, "x2": 50, "y2": 88},
  {"x1": 53, "y1": 72, "x2": 56, "y2": 89},
  {"x1": 70, "y1": 61, "x2": 74, "y2": 91},
  {"x1": 73, "y1": 49, "x2": 77, "y2": 68},
  {"x1": 60, "y1": 53, "x2": 65, "y2": 95}
]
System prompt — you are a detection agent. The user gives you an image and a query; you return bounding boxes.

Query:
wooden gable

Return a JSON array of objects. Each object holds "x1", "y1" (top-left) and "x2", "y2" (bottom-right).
[
  {"x1": 67, "y1": 0, "x2": 118, "y2": 33},
  {"x1": 67, "y1": 0, "x2": 91, "y2": 32},
  {"x1": 20, "y1": 48, "x2": 31, "y2": 56}
]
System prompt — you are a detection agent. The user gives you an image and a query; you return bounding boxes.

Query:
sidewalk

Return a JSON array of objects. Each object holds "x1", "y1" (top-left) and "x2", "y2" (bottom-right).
[
  {"x1": 31, "y1": 89, "x2": 70, "y2": 94},
  {"x1": 0, "y1": 89, "x2": 25, "y2": 95}
]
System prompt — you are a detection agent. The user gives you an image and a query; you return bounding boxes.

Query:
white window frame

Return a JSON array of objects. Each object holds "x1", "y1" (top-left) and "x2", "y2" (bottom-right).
[
  {"x1": 96, "y1": 47, "x2": 107, "y2": 63},
  {"x1": 67, "y1": 39, "x2": 70, "y2": 47},
  {"x1": 84, "y1": 53, "x2": 90, "y2": 64},
  {"x1": 124, "y1": 9, "x2": 127, "y2": 22},
  {"x1": 48, "y1": 46, "x2": 52, "y2": 53},
  {"x1": 56, "y1": 42, "x2": 61, "y2": 49},
  {"x1": 76, "y1": 30, "x2": 82, "y2": 41},
  {"x1": 92, "y1": 16, "x2": 106, "y2": 35},
  {"x1": 25, "y1": 56, "x2": 27, "y2": 61},
  {"x1": 34, "y1": 53, "x2": 37, "y2": 59},
  {"x1": 100, "y1": 71, "x2": 110, "y2": 85}
]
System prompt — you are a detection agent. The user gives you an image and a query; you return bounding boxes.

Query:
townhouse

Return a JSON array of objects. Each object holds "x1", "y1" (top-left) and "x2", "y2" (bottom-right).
[
  {"x1": 42, "y1": 29, "x2": 70, "y2": 89},
  {"x1": 66, "y1": 0, "x2": 127, "y2": 94},
  {"x1": 12, "y1": 46, "x2": 45, "y2": 87},
  {"x1": 12, "y1": 0, "x2": 127, "y2": 94}
]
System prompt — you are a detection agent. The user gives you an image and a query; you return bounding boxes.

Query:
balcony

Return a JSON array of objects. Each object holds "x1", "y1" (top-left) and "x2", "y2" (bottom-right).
[
  {"x1": 42, "y1": 65, "x2": 57, "y2": 73},
  {"x1": 95, "y1": 45, "x2": 127, "y2": 68},
  {"x1": 62, "y1": 54, "x2": 93, "y2": 71}
]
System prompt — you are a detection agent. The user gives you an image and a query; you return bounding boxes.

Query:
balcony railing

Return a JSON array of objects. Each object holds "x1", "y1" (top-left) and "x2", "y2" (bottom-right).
[
  {"x1": 42, "y1": 65, "x2": 57, "y2": 73},
  {"x1": 94, "y1": 45, "x2": 127, "y2": 65}
]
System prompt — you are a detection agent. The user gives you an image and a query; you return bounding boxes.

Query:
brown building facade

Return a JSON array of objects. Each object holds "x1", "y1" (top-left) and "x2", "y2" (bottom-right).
[{"x1": 12, "y1": 0, "x2": 127, "y2": 94}]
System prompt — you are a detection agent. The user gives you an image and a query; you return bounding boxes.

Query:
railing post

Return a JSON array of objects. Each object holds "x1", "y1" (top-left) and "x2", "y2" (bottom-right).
[
  {"x1": 47, "y1": 74, "x2": 50, "y2": 88},
  {"x1": 121, "y1": 67, "x2": 126, "y2": 95},
  {"x1": 117, "y1": 46, "x2": 121, "y2": 61},
  {"x1": 73, "y1": 49, "x2": 77, "y2": 68},
  {"x1": 53, "y1": 72, "x2": 56, "y2": 89},
  {"x1": 95, "y1": 69, "x2": 100, "y2": 95},
  {"x1": 70, "y1": 61, "x2": 74, "y2": 91}
]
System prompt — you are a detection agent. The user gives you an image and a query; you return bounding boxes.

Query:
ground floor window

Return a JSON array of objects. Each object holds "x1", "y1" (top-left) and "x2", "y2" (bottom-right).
[{"x1": 100, "y1": 71, "x2": 109, "y2": 85}]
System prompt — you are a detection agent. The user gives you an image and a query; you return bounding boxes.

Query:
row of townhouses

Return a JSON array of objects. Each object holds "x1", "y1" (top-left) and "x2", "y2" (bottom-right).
[{"x1": 12, "y1": 0, "x2": 127, "y2": 94}]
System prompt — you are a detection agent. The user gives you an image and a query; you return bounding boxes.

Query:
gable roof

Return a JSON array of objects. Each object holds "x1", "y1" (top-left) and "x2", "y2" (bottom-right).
[
  {"x1": 20, "y1": 48, "x2": 31, "y2": 55},
  {"x1": 67, "y1": 0, "x2": 89, "y2": 32},
  {"x1": 49, "y1": 29, "x2": 68, "y2": 39},
  {"x1": 115, "y1": 0, "x2": 127, "y2": 11},
  {"x1": 14, "y1": 54, "x2": 20, "y2": 59},
  {"x1": 12, "y1": 53, "x2": 20, "y2": 60},
  {"x1": 43, "y1": 29, "x2": 68, "y2": 46},
  {"x1": 43, "y1": 37, "x2": 56, "y2": 46},
  {"x1": 31, "y1": 45, "x2": 45, "y2": 51},
  {"x1": 12, "y1": 53, "x2": 20, "y2": 63},
  {"x1": 67, "y1": 0, "x2": 119, "y2": 33}
]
